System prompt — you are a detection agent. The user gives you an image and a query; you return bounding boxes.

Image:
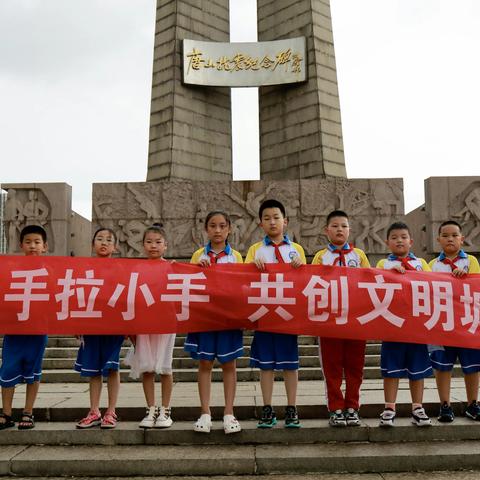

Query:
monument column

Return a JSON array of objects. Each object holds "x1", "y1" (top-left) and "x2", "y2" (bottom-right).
[
  {"x1": 147, "y1": 0, "x2": 232, "y2": 181},
  {"x1": 257, "y1": 0, "x2": 347, "y2": 179}
]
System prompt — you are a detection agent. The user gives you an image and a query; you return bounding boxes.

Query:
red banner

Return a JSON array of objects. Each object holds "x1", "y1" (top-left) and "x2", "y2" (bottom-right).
[{"x1": 1, "y1": 255, "x2": 480, "y2": 348}]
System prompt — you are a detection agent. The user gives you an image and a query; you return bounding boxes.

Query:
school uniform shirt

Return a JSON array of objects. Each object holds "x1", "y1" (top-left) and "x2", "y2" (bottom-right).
[
  {"x1": 376, "y1": 253, "x2": 433, "y2": 381},
  {"x1": 191, "y1": 242, "x2": 243, "y2": 265},
  {"x1": 245, "y1": 235, "x2": 307, "y2": 264},
  {"x1": 377, "y1": 253, "x2": 430, "y2": 272},
  {"x1": 184, "y1": 242, "x2": 244, "y2": 363},
  {"x1": 311, "y1": 243, "x2": 370, "y2": 268},
  {"x1": 429, "y1": 250, "x2": 480, "y2": 274}
]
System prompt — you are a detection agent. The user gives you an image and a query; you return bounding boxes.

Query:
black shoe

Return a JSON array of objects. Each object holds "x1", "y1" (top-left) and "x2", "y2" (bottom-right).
[
  {"x1": 257, "y1": 405, "x2": 277, "y2": 428},
  {"x1": 284, "y1": 405, "x2": 301, "y2": 428},
  {"x1": 465, "y1": 401, "x2": 480, "y2": 421},
  {"x1": 437, "y1": 402, "x2": 454, "y2": 423},
  {"x1": 329, "y1": 410, "x2": 347, "y2": 427}
]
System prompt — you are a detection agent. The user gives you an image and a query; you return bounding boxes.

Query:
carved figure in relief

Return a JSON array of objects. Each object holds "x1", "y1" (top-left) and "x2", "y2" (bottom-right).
[
  {"x1": 354, "y1": 219, "x2": 371, "y2": 252},
  {"x1": 226, "y1": 185, "x2": 273, "y2": 245},
  {"x1": 127, "y1": 184, "x2": 160, "y2": 219},
  {"x1": 118, "y1": 219, "x2": 148, "y2": 257},
  {"x1": 192, "y1": 202, "x2": 208, "y2": 247},
  {"x1": 93, "y1": 199, "x2": 115, "y2": 230},
  {"x1": 370, "y1": 201, "x2": 391, "y2": 252},
  {"x1": 22, "y1": 190, "x2": 49, "y2": 225},
  {"x1": 4, "y1": 189, "x2": 23, "y2": 253},
  {"x1": 454, "y1": 187, "x2": 480, "y2": 246}
]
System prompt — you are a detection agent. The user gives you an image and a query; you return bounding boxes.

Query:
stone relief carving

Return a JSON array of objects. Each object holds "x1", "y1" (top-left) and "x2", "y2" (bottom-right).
[
  {"x1": 4, "y1": 188, "x2": 54, "y2": 253},
  {"x1": 92, "y1": 178, "x2": 404, "y2": 258},
  {"x1": 452, "y1": 182, "x2": 480, "y2": 248}
]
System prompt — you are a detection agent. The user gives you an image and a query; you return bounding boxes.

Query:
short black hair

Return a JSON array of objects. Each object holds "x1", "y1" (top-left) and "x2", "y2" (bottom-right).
[
  {"x1": 20, "y1": 224, "x2": 47, "y2": 243},
  {"x1": 387, "y1": 221, "x2": 411, "y2": 239},
  {"x1": 259, "y1": 199, "x2": 286, "y2": 219},
  {"x1": 143, "y1": 223, "x2": 167, "y2": 243},
  {"x1": 438, "y1": 220, "x2": 462, "y2": 234},
  {"x1": 326, "y1": 210, "x2": 348, "y2": 225},
  {"x1": 92, "y1": 227, "x2": 117, "y2": 245}
]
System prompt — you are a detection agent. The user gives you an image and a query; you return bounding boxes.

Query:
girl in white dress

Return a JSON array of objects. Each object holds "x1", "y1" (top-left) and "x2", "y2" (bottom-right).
[{"x1": 124, "y1": 224, "x2": 175, "y2": 428}]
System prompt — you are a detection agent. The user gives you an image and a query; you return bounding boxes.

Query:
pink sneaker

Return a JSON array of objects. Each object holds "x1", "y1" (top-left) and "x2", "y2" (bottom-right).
[
  {"x1": 101, "y1": 411, "x2": 118, "y2": 429},
  {"x1": 76, "y1": 411, "x2": 101, "y2": 429}
]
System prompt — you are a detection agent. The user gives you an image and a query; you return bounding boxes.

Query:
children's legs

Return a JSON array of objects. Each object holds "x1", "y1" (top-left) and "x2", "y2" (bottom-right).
[
  {"x1": 283, "y1": 369, "x2": 298, "y2": 406},
  {"x1": 464, "y1": 372, "x2": 479, "y2": 403},
  {"x1": 344, "y1": 339, "x2": 366, "y2": 410},
  {"x1": 434, "y1": 370, "x2": 452, "y2": 404},
  {"x1": 1, "y1": 387, "x2": 15, "y2": 416},
  {"x1": 160, "y1": 374, "x2": 173, "y2": 408},
  {"x1": 383, "y1": 377, "x2": 399, "y2": 407},
  {"x1": 319, "y1": 338, "x2": 344, "y2": 411},
  {"x1": 221, "y1": 360, "x2": 236, "y2": 415},
  {"x1": 89, "y1": 376, "x2": 102, "y2": 413},
  {"x1": 260, "y1": 369, "x2": 275, "y2": 406},
  {"x1": 24, "y1": 382, "x2": 40, "y2": 414},
  {"x1": 142, "y1": 372, "x2": 156, "y2": 407},
  {"x1": 106, "y1": 370, "x2": 120, "y2": 413},
  {"x1": 198, "y1": 360, "x2": 213, "y2": 415},
  {"x1": 409, "y1": 379, "x2": 424, "y2": 406}
]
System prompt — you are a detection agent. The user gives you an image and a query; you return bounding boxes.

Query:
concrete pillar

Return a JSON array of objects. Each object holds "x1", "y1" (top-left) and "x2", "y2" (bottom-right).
[
  {"x1": 257, "y1": 0, "x2": 346, "y2": 179},
  {"x1": 147, "y1": 0, "x2": 232, "y2": 181}
]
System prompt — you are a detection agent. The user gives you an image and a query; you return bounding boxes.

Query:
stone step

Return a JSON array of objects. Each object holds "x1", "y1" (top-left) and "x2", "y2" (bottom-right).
[
  {"x1": 38, "y1": 355, "x2": 383, "y2": 370},
  {"x1": 1, "y1": 418, "x2": 479, "y2": 446},
  {"x1": 37, "y1": 364, "x2": 464, "y2": 383},
  {"x1": 10, "y1": 343, "x2": 382, "y2": 359},
  {"x1": 1, "y1": 422, "x2": 480, "y2": 475}
]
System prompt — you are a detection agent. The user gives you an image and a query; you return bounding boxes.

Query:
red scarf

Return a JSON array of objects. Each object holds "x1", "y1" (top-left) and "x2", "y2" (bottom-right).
[
  {"x1": 332, "y1": 245, "x2": 354, "y2": 267},
  {"x1": 207, "y1": 250, "x2": 228, "y2": 264},
  {"x1": 271, "y1": 241, "x2": 287, "y2": 264},
  {"x1": 392, "y1": 256, "x2": 417, "y2": 271},
  {"x1": 441, "y1": 256, "x2": 461, "y2": 270}
]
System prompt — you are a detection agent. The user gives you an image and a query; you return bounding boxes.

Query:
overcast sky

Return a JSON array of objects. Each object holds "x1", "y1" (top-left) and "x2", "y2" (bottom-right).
[{"x1": 1, "y1": 0, "x2": 480, "y2": 219}]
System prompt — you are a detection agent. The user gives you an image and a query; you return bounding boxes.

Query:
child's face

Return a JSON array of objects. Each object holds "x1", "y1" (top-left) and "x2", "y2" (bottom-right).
[
  {"x1": 438, "y1": 224, "x2": 464, "y2": 256},
  {"x1": 20, "y1": 233, "x2": 47, "y2": 256},
  {"x1": 325, "y1": 216, "x2": 350, "y2": 246},
  {"x1": 143, "y1": 232, "x2": 167, "y2": 259},
  {"x1": 93, "y1": 230, "x2": 117, "y2": 257},
  {"x1": 260, "y1": 207, "x2": 287, "y2": 240},
  {"x1": 386, "y1": 229, "x2": 412, "y2": 257},
  {"x1": 206, "y1": 214, "x2": 230, "y2": 246}
]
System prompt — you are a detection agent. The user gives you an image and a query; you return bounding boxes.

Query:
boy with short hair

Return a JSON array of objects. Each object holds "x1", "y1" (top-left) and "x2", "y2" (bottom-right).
[
  {"x1": 376, "y1": 222, "x2": 432, "y2": 427},
  {"x1": 312, "y1": 210, "x2": 370, "y2": 427},
  {"x1": 429, "y1": 220, "x2": 480, "y2": 422},
  {"x1": 0, "y1": 225, "x2": 49, "y2": 430},
  {"x1": 245, "y1": 199, "x2": 306, "y2": 429}
]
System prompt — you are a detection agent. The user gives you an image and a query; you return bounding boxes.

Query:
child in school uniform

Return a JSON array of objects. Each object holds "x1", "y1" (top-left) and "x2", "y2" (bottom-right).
[
  {"x1": 74, "y1": 228, "x2": 124, "y2": 429},
  {"x1": 429, "y1": 220, "x2": 480, "y2": 422},
  {"x1": 312, "y1": 210, "x2": 370, "y2": 427},
  {"x1": 0, "y1": 225, "x2": 49, "y2": 430},
  {"x1": 376, "y1": 221, "x2": 432, "y2": 427},
  {"x1": 184, "y1": 211, "x2": 244, "y2": 434},
  {"x1": 124, "y1": 224, "x2": 175, "y2": 429},
  {"x1": 245, "y1": 199, "x2": 306, "y2": 429}
]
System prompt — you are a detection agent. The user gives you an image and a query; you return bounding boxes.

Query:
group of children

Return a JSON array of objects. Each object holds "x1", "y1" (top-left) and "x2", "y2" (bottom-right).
[{"x1": 1, "y1": 199, "x2": 479, "y2": 434}]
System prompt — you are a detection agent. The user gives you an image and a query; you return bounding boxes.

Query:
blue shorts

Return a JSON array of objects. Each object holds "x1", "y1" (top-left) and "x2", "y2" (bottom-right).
[
  {"x1": 0, "y1": 335, "x2": 48, "y2": 387},
  {"x1": 74, "y1": 335, "x2": 124, "y2": 377},
  {"x1": 381, "y1": 342, "x2": 432, "y2": 380},
  {"x1": 184, "y1": 330, "x2": 243, "y2": 364},
  {"x1": 250, "y1": 331, "x2": 298, "y2": 370},
  {"x1": 429, "y1": 345, "x2": 480, "y2": 374}
]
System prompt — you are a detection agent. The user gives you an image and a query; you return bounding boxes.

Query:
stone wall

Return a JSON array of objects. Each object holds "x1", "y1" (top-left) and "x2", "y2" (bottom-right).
[{"x1": 93, "y1": 178, "x2": 403, "y2": 260}]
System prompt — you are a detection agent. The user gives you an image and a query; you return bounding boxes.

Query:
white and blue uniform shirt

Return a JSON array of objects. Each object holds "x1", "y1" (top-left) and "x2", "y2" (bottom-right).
[{"x1": 245, "y1": 235, "x2": 306, "y2": 264}]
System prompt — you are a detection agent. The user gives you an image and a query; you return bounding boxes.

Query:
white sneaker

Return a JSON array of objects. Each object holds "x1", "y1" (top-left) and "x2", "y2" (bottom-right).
[
  {"x1": 223, "y1": 414, "x2": 241, "y2": 434},
  {"x1": 194, "y1": 413, "x2": 212, "y2": 433},
  {"x1": 411, "y1": 407, "x2": 432, "y2": 427},
  {"x1": 139, "y1": 406, "x2": 158, "y2": 429},
  {"x1": 154, "y1": 406, "x2": 173, "y2": 428},
  {"x1": 379, "y1": 408, "x2": 396, "y2": 427}
]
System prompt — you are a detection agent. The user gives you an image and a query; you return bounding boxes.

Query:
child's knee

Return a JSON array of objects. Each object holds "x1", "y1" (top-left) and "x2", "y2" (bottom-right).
[{"x1": 199, "y1": 360, "x2": 214, "y2": 372}]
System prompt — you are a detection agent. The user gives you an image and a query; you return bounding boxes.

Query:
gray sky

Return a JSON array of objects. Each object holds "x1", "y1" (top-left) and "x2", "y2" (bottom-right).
[{"x1": 1, "y1": 0, "x2": 480, "y2": 219}]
